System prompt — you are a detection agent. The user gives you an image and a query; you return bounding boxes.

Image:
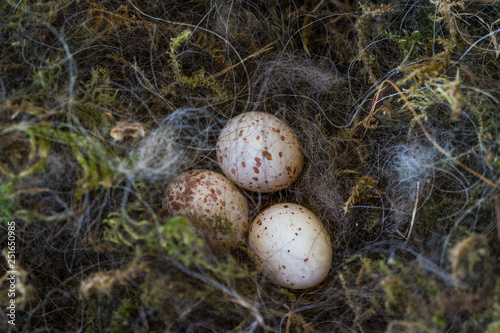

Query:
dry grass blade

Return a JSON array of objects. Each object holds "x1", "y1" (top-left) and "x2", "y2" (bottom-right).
[{"x1": 210, "y1": 40, "x2": 278, "y2": 79}]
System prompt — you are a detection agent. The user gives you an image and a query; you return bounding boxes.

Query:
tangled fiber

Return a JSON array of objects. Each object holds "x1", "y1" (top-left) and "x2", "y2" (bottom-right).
[{"x1": 1, "y1": 0, "x2": 500, "y2": 332}]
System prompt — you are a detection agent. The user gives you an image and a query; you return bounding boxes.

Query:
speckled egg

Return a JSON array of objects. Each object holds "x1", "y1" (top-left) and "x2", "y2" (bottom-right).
[
  {"x1": 248, "y1": 203, "x2": 332, "y2": 289},
  {"x1": 162, "y1": 169, "x2": 249, "y2": 252},
  {"x1": 216, "y1": 112, "x2": 304, "y2": 193}
]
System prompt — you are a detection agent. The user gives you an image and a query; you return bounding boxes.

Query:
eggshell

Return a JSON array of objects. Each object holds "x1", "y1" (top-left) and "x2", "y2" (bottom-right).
[
  {"x1": 216, "y1": 112, "x2": 304, "y2": 193},
  {"x1": 162, "y1": 169, "x2": 249, "y2": 252},
  {"x1": 248, "y1": 203, "x2": 332, "y2": 289}
]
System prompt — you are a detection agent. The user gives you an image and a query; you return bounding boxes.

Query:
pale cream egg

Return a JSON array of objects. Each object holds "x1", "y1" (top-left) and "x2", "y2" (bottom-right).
[
  {"x1": 162, "y1": 169, "x2": 249, "y2": 252},
  {"x1": 216, "y1": 112, "x2": 304, "y2": 193},
  {"x1": 248, "y1": 203, "x2": 332, "y2": 289}
]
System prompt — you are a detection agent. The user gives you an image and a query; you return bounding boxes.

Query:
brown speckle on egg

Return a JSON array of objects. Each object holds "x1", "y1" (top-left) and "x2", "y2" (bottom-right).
[
  {"x1": 248, "y1": 203, "x2": 332, "y2": 289},
  {"x1": 163, "y1": 169, "x2": 249, "y2": 253},
  {"x1": 262, "y1": 151, "x2": 273, "y2": 160},
  {"x1": 216, "y1": 112, "x2": 304, "y2": 193}
]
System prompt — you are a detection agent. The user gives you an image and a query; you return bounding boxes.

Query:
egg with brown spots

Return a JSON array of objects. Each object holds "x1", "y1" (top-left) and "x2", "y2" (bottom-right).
[
  {"x1": 162, "y1": 169, "x2": 249, "y2": 252},
  {"x1": 216, "y1": 112, "x2": 304, "y2": 193},
  {"x1": 248, "y1": 203, "x2": 332, "y2": 289}
]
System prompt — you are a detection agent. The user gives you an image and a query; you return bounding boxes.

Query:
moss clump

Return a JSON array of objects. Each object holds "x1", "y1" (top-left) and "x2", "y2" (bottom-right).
[{"x1": 168, "y1": 29, "x2": 230, "y2": 101}]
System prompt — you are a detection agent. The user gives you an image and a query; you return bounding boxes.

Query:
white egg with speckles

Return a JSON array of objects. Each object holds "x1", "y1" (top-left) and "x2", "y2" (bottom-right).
[
  {"x1": 162, "y1": 169, "x2": 249, "y2": 252},
  {"x1": 216, "y1": 112, "x2": 304, "y2": 193},
  {"x1": 248, "y1": 203, "x2": 332, "y2": 289}
]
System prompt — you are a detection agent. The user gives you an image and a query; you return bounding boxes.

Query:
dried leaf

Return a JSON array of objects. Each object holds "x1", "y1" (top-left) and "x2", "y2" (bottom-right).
[{"x1": 110, "y1": 121, "x2": 145, "y2": 141}]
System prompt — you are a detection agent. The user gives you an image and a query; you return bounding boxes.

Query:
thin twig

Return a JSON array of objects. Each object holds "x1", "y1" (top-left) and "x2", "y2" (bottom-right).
[{"x1": 284, "y1": 304, "x2": 292, "y2": 333}]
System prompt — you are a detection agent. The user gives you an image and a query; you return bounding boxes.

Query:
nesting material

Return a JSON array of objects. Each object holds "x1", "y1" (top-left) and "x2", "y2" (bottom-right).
[
  {"x1": 110, "y1": 121, "x2": 145, "y2": 141},
  {"x1": 248, "y1": 203, "x2": 332, "y2": 289},
  {"x1": 216, "y1": 112, "x2": 304, "y2": 193},
  {"x1": 162, "y1": 169, "x2": 250, "y2": 252}
]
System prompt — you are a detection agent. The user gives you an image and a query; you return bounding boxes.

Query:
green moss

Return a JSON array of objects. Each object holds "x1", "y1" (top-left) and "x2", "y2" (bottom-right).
[
  {"x1": 168, "y1": 30, "x2": 229, "y2": 100},
  {"x1": 0, "y1": 179, "x2": 16, "y2": 223},
  {"x1": 462, "y1": 281, "x2": 500, "y2": 332},
  {"x1": 380, "y1": 276, "x2": 407, "y2": 314},
  {"x1": 381, "y1": 29, "x2": 425, "y2": 60},
  {"x1": 106, "y1": 296, "x2": 140, "y2": 333},
  {"x1": 12, "y1": 124, "x2": 122, "y2": 195},
  {"x1": 103, "y1": 212, "x2": 150, "y2": 247},
  {"x1": 74, "y1": 66, "x2": 118, "y2": 134},
  {"x1": 341, "y1": 255, "x2": 448, "y2": 332}
]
